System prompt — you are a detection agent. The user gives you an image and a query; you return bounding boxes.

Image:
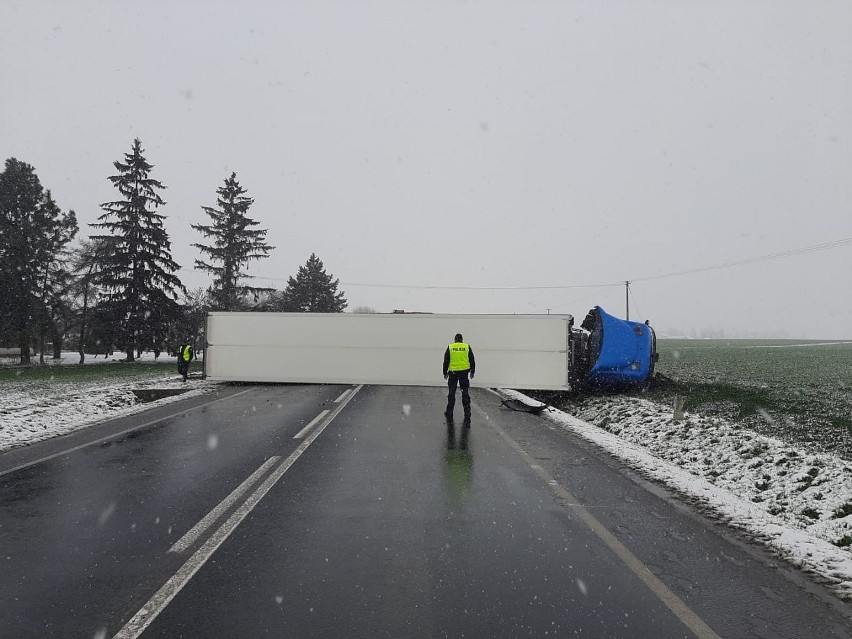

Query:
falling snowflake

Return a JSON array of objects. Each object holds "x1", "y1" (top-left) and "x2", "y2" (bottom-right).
[{"x1": 98, "y1": 502, "x2": 116, "y2": 526}]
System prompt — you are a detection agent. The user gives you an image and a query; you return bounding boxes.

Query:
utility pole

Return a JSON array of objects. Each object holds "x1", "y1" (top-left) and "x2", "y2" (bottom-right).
[{"x1": 625, "y1": 281, "x2": 630, "y2": 320}]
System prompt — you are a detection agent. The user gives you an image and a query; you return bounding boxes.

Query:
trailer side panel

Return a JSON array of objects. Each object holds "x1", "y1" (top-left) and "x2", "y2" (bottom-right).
[{"x1": 205, "y1": 312, "x2": 571, "y2": 390}]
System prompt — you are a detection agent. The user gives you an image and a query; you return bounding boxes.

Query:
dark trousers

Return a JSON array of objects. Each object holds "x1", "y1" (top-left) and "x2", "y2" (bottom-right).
[
  {"x1": 446, "y1": 370, "x2": 471, "y2": 416},
  {"x1": 177, "y1": 359, "x2": 189, "y2": 381}
]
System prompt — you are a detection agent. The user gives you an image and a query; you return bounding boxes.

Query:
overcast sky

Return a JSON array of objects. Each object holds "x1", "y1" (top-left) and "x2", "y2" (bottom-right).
[{"x1": 2, "y1": 1, "x2": 850, "y2": 338}]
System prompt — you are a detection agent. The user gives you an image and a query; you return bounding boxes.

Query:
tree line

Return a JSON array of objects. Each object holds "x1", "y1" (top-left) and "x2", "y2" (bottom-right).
[{"x1": 0, "y1": 139, "x2": 348, "y2": 365}]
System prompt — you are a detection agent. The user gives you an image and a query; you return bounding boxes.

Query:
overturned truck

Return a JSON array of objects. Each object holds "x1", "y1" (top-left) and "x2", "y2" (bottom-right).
[{"x1": 203, "y1": 307, "x2": 657, "y2": 391}]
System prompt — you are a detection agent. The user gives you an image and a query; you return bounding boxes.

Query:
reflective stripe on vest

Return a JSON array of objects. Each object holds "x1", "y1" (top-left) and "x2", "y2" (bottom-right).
[{"x1": 448, "y1": 343, "x2": 470, "y2": 371}]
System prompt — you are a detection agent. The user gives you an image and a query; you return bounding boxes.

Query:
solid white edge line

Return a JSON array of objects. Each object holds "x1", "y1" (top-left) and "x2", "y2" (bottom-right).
[
  {"x1": 293, "y1": 410, "x2": 330, "y2": 439},
  {"x1": 168, "y1": 456, "x2": 281, "y2": 554},
  {"x1": 333, "y1": 389, "x2": 350, "y2": 403},
  {"x1": 112, "y1": 384, "x2": 363, "y2": 639},
  {"x1": 0, "y1": 388, "x2": 254, "y2": 478}
]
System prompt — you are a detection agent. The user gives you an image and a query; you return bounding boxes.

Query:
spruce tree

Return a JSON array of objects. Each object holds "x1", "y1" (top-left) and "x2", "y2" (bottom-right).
[
  {"x1": 91, "y1": 139, "x2": 184, "y2": 361},
  {"x1": 280, "y1": 253, "x2": 347, "y2": 312},
  {"x1": 70, "y1": 238, "x2": 113, "y2": 363},
  {"x1": 34, "y1": 190, "x2": 78, "y2": 362},
  {"x1": 0, "y1": 159, "x2": 78, "y2": 363},
  {"x1": 192, "y1": 172, "x2": 273, "y2": 310}
]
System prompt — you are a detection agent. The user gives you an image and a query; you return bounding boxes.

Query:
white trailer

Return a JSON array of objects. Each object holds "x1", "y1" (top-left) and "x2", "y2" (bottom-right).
[{"x1": 203, "y1": 312, "x2": 574, "y2": 390}]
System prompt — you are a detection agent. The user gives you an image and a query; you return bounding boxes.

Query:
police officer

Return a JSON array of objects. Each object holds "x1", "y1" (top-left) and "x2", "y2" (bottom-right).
[
  {"x1": 177, "y1": 342, "x2": 194, "y2": 382},
  {"x1": 443, "y1": 333, "x2": 475, "y2": 423}
]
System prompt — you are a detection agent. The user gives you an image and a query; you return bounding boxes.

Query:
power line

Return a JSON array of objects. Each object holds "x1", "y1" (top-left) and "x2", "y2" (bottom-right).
[
  {"x1": 631, "y1": 236, "x2": 852, "y2": 283},
  {"x1": 312, "y1": 236, "x2": 852, "y2": 289},
  {"x1": 629, "y1": 282, "x2": 643, "y2": 320},
  {"x1": 335, "y1": 282, "x2": 620, "y2": 291},
  {"x1": 175, "y1": 235, "x2": 852, "y2": 290},
  {"x1": 173, "y1": 270, "x2": 619, "y2": 289}
]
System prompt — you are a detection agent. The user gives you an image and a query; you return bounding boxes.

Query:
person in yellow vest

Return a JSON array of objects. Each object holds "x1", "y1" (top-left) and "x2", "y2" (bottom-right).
[
  {"x1": 177, "y1": 343, "x2": 194, "y2": 382},
  {"x1": 443, "y1": 333, "x2": 476, "y2": 423}
]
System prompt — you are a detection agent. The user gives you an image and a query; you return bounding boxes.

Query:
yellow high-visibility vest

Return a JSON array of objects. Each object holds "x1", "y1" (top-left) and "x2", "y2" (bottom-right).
[
  {"x1": 182, "y1": 345, "x2": 192, "y2": 361},
  {"x1": 448, "y1": 343, "x2": 470, "y2": 371}
]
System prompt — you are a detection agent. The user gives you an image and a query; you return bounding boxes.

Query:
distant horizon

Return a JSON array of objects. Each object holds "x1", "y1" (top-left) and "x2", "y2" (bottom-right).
[{"x1": 656, "y1": 334, "x2": 852, "y2": 342}]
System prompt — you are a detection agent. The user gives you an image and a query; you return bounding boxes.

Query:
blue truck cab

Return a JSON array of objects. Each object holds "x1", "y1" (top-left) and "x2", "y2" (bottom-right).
[{"x1": 571, "y1": 306, "x2": 658, "y2": 388}]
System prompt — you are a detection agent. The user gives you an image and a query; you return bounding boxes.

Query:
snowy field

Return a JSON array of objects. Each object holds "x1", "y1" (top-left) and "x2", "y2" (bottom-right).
[
  {"x1": 2, "y1": 352, "x2": 851, "y2": 600},
  {"x1": 655, "y1": 339, "x2": 852, "y2": 457}
]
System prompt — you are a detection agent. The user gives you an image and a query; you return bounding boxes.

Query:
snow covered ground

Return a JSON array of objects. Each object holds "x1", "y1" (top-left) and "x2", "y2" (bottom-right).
[
  {"x1": 0, "y1": 353, "x2": 216, "y2": 451},
  {"x1": 499, "y1": 389, "x2": 852, "y2": 601},
  {"x1": 2, "y1": 354, "x2": 850, "y2": 601}
]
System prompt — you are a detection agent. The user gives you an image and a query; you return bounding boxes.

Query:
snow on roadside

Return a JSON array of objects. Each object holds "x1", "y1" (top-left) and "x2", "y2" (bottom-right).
[
  {"x1": 0, "y1": 371, "x2": 216, "y2": 452},
  {"x1": 498, "y1": 389, "x2": 852, "y2": 600}
]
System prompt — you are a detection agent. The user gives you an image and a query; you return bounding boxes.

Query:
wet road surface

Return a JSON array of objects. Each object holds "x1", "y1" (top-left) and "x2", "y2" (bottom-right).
[{"x1": 1, "y1": 384, "x2": 851, "y2": 638}]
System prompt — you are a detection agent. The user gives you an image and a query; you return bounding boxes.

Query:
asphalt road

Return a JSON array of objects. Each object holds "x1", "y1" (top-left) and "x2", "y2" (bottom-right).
[{"x1": 1, "y1": 384, "x2": 851, "y2": 638}]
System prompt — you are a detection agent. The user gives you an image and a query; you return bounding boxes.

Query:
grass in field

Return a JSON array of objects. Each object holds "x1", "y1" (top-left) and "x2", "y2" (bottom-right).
[
  {"x1": 649, "y1": 378, "x2": 774, "y2": 420},
  {"x1": 647, "y1": 339, "x2": 852, "y2": 457},
  {"x1": 0, "y1": 361, "x2": 200, "y2": 384}
]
